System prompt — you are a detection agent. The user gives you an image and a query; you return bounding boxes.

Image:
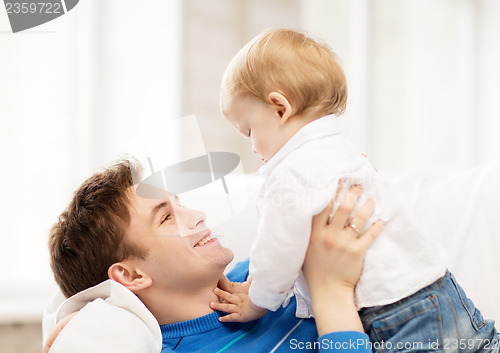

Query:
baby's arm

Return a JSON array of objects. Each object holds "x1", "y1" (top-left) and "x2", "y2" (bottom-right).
[
  {"x1": 248, "y1": 168, "x2": 335, "y2": 312},
  {"x1": 210, "y1": 276, "x2": 268, "y2": 322}
]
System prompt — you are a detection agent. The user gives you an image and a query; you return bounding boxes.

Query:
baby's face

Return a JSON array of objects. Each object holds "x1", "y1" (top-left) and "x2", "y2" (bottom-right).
[{"x1": 221, "y1": 92, "x2": 289, "y2": 163}]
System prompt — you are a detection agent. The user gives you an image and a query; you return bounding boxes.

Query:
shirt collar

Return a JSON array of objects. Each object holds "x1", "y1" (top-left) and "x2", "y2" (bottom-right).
[
  {"x1": 257, "y1": 115, "x2": 342, "y2": 177},
  {"x1": 160, "y1": 311, "x2": 223, "y2": 338}
]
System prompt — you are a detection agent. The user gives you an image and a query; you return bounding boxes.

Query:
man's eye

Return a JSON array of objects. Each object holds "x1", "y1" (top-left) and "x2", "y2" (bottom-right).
[{"x1": 161, "y1": 214, "x2": 172, "y2": 224}]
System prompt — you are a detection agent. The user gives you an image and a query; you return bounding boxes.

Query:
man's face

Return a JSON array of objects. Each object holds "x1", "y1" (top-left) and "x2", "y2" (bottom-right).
[{"x1": 125, "y1": 187, "x2": 234, "y2": 292}]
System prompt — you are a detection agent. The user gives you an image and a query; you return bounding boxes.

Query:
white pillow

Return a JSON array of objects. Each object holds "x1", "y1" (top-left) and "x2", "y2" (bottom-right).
[{"x1": 43, "y1": 280, "x2": 162, "y2": 353}]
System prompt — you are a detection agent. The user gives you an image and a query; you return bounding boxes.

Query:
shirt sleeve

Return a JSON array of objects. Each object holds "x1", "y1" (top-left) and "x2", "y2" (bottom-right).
[
  {"x1": 318, "y1": 331, "x2": 371, "y2": 353},
  {"x1": 249, "y1": 167, "x2": 336, "y2": 311}
]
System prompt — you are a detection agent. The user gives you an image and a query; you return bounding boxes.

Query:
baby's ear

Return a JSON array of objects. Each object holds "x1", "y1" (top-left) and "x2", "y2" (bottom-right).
[
  {"x1": 108, "y1": 261, "x2": 152, "y2": 292},
  {"x1": 268, "y1": 91, "x2": 293, "y2": 123}
]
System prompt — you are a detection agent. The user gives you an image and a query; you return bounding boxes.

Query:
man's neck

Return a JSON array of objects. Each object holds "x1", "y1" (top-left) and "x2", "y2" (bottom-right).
[{"x1": 140, "y1": 279, "x2": 221, "y2": 326}]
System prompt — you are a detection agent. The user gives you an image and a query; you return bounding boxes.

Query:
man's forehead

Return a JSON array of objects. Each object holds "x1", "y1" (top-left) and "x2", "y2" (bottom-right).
[
  {"x1": 129, "y1": 186, "x2": 180, "y2": 210},
  {"x1": 131, "y1": 184, "x2": 169, "y2": 201},
  {"x1": 126, "y1": 187, "x2": 170, "y2": 233}
]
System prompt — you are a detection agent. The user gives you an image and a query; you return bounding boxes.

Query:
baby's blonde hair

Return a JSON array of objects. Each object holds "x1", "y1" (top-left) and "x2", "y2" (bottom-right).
[{"x1": 222, "y1": 28, "x2": 347, "y2": 117}]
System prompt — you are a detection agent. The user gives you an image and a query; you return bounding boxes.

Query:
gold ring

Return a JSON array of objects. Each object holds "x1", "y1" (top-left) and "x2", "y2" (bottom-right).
[{"x1": 346, "y1": 222, "x2": 361, "y2": 236}]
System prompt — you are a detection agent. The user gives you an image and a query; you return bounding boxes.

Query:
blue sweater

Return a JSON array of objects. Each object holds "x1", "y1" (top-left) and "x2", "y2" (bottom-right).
[{"x1": 161, "y1": 260, "x2": 371, "y2": 352}]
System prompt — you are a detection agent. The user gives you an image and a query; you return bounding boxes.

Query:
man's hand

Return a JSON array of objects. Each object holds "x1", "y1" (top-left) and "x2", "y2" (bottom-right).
[{"x1": 209, "y1": 276, "x2": 267, "y2": 323}]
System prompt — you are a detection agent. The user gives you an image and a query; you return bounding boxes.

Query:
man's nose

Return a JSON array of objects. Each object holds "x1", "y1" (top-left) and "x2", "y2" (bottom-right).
[{"x1": 174, "y1": 205, "x2": 207, "y2": 235}]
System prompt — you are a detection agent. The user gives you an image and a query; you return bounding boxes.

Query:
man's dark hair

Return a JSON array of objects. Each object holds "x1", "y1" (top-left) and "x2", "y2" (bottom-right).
[{"x1": 49, "y1": 159, "x2": 147, "y2": 297}]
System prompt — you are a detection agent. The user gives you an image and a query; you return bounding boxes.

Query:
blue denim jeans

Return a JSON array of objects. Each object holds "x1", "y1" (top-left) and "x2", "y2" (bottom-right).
[{"x1": 359, "y1": 271, "x2": 499, "y2": 353}]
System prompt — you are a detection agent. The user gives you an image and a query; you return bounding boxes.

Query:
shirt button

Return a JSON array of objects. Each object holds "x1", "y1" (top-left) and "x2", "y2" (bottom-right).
[{"x1": 373, "y1": 321, "x2": 381, "y2": 329}]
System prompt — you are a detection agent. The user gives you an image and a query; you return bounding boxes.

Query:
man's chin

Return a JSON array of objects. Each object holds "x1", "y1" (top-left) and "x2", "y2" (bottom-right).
[
  {"x1": 223, "y1": 247, "x2": 235, "y2": 264},
  {"x1": 218, "y1": 247, "x2": 234, "y2": 269}
]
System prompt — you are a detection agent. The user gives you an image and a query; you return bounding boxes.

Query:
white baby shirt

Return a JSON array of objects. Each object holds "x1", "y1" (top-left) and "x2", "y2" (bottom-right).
[{"x1": 248, "y1": 115, "x2": 447, "y2": 318}]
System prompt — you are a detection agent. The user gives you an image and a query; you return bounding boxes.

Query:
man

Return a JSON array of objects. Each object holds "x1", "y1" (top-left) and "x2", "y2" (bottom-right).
[{"x1": 44, "y1": 159, "x2": 382, "y2": 352}]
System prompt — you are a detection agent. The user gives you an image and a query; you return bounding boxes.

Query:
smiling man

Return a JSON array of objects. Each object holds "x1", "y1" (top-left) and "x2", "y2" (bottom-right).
[
  {"x1": 114, "y1": 185, "x2": 234, "y2": 325},
  {"x1": 45, "y1": 159, "x2": 381, "y2": 353},
  {"x1": 49, "y1": 159, "x2": 233, "y2": 324}
]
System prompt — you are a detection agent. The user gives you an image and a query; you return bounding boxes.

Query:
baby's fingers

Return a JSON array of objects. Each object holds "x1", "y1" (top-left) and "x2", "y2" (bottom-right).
[
  {"x1": 214, "y1": 287, "x2": 236, "y2": 303},
  {"x1": 217, "y1": 275, "x2": 233, "y2": 292},
  {"x1": 218, "y1": 313, "x2": 242, "y2": 323},
  {"x1": 209, "y1": 301, "x2": 237, "y2": 314}
]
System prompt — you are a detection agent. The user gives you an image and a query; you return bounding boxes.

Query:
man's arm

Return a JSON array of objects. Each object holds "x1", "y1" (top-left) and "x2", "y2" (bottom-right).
[{"x1": 303, "y1": 183, "x2": 383, "y2": 336}]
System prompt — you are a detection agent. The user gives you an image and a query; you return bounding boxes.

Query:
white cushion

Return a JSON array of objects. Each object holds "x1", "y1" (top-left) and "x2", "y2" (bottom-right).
[{"x1": 43, "y1": 280, "x2": 162, "y2": 353}]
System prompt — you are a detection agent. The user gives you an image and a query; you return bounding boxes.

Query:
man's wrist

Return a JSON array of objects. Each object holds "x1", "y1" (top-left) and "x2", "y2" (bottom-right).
[
  {"x1": 312, "y1": 288, "x2": 355, "y2": 317},
  {"x1": 311, "y1": 282, "x2": 355, "y2": 308},
  {"x1": 310, "y1": 285, "x2": 362, "y2": 336}
]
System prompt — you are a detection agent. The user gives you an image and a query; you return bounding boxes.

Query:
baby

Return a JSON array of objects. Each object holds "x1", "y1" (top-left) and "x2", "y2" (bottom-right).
[{"x1": 212, "y1": 28, "x2": 498, "y2": 352}]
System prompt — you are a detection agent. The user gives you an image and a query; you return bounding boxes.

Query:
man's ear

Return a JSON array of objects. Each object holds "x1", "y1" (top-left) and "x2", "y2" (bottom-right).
[
  {"x1": 268, "y1": 91, "x2": 294, "y2": 124},
  {"x1": 108, "y1": 261, "x2": 152, "y2": 292}
]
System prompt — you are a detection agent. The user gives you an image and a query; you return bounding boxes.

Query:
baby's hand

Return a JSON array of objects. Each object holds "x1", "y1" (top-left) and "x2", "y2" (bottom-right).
[
  {"x1": 210, "y1": 276, "x2": 267, "y2": 323},
  {"x1": 217, "y1": 275, "x2": 251, "y2": 296}
]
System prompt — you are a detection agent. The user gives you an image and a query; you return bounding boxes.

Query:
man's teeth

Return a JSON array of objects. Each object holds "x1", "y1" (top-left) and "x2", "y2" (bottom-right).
[{"x1": 195, "y1": 235, "x2": 212, "y2": 247}]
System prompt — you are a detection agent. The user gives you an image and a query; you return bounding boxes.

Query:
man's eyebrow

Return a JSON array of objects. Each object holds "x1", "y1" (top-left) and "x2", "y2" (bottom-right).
[{"x1": 151, "y1": 201, "x2": 169, "y2": 221}]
